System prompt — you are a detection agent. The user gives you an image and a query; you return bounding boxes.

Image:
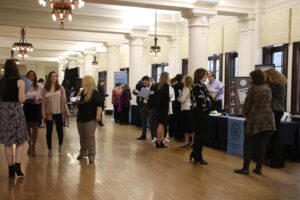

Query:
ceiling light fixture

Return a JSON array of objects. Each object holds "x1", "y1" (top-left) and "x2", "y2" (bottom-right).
[
  {"x1": 150, "y1": 11, "x2": 161, "y2": 59},
  {"x1": 12, "y1": 28, "x2": 34, "y2": 59},
  {"x1": 39, "y1": 0, "x2": 85, "y2": 29},
  {"x1": 92, "y1": 55, "x2": 98, "y2": 70}
]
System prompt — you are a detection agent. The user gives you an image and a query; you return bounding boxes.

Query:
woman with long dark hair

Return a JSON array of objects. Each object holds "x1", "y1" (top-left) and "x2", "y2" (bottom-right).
[
  {"x1": 24, "y1": 70, "x2": 43, "y2": 157},
  {"x1": 190, "y1": 68, "x2": 211, "y2": 165},
  {"x1": 234, "y1": 69, "x2": 275, "y2": 175},
  {"x1": 42, "y1": 71, "x2": 69, "y2": 157},
  {"x1": 120, "y1": 84, "x2": 131, "y2": 125},
  {"x1": 155, "y1": 72, "x2": 170, "y2": 148},
  {"x1": 0, "y1": 60, "x2": 27, "y2": 177}
]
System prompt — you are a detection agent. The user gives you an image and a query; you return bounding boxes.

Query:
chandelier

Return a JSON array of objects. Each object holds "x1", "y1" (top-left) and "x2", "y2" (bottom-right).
[
  {"x1": 39, "y1": 0, "x2": 85, "y2": 29},
  {"x1": 92, "y1": 56, "x2": 98, "y2": 70},
  {"x1": 150, "y1": 11, "x2": 161, "y2": 58},
  {"x1": 12, "y1": 28, "x2": 34, "y2": 59}
]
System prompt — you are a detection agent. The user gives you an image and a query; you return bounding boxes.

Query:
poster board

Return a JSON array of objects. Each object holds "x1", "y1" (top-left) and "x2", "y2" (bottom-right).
[
  {"x1": 229, "y1": 77, "x2": 250, "y2": 116},
  {"x1": 114, "y1": 71, "x2": 128, "y2": 85}
]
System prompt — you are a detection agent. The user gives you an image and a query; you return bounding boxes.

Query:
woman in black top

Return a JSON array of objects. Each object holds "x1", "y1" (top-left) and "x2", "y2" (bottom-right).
[
  {"x1": 190, "y1": 68, "x2": 211, "y2": 165},
  {"x1": 0, "y1": 60, "x2": 27, "y2": 177},
  {"x1": 97, "y1": 78, "x2": 107, "y2": 126},
  {"x1": 155, "y1": 72, "x2": 170, "y2": 148},
  {"x1": 119, "y1": 84, "x2": 131, "y2": 125},
  {"x1": 77, "y1": 75, "x2": 104, "y2": 164}
]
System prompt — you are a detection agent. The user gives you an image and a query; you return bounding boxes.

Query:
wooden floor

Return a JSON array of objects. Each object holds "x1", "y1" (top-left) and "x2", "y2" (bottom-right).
[{"x1": 0, "y1": 116, "x2": 299, "y2": 200}]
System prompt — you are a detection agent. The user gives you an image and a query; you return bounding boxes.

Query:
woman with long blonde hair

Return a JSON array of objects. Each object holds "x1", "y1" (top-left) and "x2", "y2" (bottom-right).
[
  {"x1": 178, "y1": 75, "x2": 194, "y2": 148},
  {"x1": 76, "y1": 75, "x2": 104, "y2": 164},
  {"x1": 155, "y1": 72, "x2": 170, "y2": 148},
  {"x1": 265, "y1": 68, "x2": 287, "y2": 168}
]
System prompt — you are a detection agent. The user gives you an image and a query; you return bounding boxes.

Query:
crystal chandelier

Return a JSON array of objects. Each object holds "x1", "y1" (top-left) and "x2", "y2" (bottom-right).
[
  {"x1": 12, "y1": 28, "x2": 34, "y2": 59},
  {"x1": 39, "y1": 0, "x2": 85, "y2": 29},
  {"x1": 150, "y1": 11, "x2": 161, "y2": 58}
]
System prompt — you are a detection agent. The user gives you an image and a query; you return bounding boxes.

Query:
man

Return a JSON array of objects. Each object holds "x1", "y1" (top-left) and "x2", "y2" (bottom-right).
[
  {"x1": 136, "y1": 76, "x2": 152, "y2": 140},
  {"x1": 206, "y1": 73, "x2": 224, "y2": 113}
]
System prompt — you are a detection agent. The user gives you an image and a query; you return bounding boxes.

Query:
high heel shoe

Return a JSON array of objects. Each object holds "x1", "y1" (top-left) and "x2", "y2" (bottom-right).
[
  {"x1": 8, "y1": 165, "x2": 15, "y2": 177},
  {"x1": 14, "y1": 163, "x2": 24, "y2": 176},
  {"x1": 189, "y1": 154, "x2": 208, "y2": 165}
]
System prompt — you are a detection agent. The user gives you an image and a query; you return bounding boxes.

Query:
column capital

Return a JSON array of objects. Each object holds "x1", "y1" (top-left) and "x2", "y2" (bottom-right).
[
  {"x1": 238, "y1": 14, "x2": 256, "y2": 32},
  {"x1": 129, "y1": 26, "x2": 149, "y2": 40},
  {"x1": 182, "y1": 9, "x2": 217, "y2": 28}
]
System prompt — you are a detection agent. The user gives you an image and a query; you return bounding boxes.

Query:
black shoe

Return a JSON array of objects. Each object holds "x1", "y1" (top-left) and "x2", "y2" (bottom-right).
[
  {"x1": 253, "y1": 168, "x2": 262, "y2": 175},
  {"x1": 198, "y1": 160, "x2": 208, "y2": 165},
  {"x1": 136, "y1": 136, "x2": 146, "y2": 140},
  {"x1": 160, "y1": 141, "x2": 168, "y2": 148},
  {"x1": 77, "y1": 154, "x2": 87, "y2": 160},
  {"x1": 98, "y1": 121, "x2": 104, "y2": 126},
  {"x1": 234, "y1": 168, "x2": 249, "y2": 175},
  {"x1": 155, "y1": 141, "x2": 161, "y2": 148},
  {"x1": 181, "y1": 143, "x2": 190, "y2": 148},
  {"x1": 8, "y1": 165, "x2": 15, "y2": 177},
  {"x1": 14, "y1": 163, "x2": 24, "y2": 176}
]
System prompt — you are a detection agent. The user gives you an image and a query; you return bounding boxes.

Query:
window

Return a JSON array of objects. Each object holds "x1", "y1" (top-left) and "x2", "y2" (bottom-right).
[
  {"x1": 152, "y1": 63, "x2": 168, "y2": 82},
  {"x1": 263, "y1": 44, "x2": 288, "y2": 77},
  {"x1": 207, "y1": 54, "x2": 223, "y2": 81}
]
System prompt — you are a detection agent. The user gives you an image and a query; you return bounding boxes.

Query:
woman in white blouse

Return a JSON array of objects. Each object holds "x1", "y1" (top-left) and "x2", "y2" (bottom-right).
[
  {"x1": 178, "y1": 76, "x2": 194, "y2": 148},
  {"x1": 23, "y1": 70, "x2": 43, "y2": 157}
]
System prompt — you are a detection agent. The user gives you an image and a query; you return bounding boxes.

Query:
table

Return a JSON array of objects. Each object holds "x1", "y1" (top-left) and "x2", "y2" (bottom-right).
[{"x1": 206, "y1": 115, "x2": 300, "y2": 161}]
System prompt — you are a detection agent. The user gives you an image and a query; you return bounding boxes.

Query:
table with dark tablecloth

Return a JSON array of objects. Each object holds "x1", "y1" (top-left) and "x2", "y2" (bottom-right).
[{"x1": 206, "y1": 115, "x2": 299, "y2": 161}]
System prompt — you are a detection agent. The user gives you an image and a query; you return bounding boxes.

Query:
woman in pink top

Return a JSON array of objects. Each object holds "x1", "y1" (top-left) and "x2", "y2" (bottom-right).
[
  {"x1": 42, "y1": 71, "x2": 69, "y2": 157},
  {"x1": 112, "y1": 83, "x2": 122, "y2": 123}
]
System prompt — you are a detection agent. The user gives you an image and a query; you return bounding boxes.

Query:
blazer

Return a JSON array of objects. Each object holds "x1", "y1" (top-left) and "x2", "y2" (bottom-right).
[{"x1": 244, "y1": 84, "x2": 275, "y2": 136}]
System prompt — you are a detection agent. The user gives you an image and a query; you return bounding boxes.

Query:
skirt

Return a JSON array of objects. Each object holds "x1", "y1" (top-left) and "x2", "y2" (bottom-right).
[
  {"x1": 0, "y1": 102, "x2": 28, "y2": 145},
  {"x1": 23, "y1": 102, "x2": 41, "y2": 122}
]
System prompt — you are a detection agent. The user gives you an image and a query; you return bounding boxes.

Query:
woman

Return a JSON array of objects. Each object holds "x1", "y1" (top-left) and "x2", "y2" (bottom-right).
[
  {"x1": 265, "y1": 68, "x2": 287, "y2": 168},
  {"x1": 97, "y1": 78, "x2": 106, "y2": 126},
  {"x1": 42, "y1": 71, "x2": 69, "y2": 157},
  {"x1": 0, "y1": 60, "x2": 27, "y2": 177},
  {"x1": 112, "y1": 83, "x2": 122, "y2": 123},
  {"x1": 119, "y1": 84, "x2": 131, "y2": 125},
  {"x1": 190, "y1": 68, "x2": 211, "y2": 165},
  {"x1": 24, "y1": 70, "x2": 43, "y2": 157},
  {"x1": 178, "y1": 76, "x2": 194, "y2": 148},
  {"x1": 76, "y1": 75, "x2": 104, "y2": 164},
  {"x1": 234, "y1": 69, "x2": 275, "y2": 175},
  {"x1": 155, "y1": 72, "x2": 170, "y2": 148}
]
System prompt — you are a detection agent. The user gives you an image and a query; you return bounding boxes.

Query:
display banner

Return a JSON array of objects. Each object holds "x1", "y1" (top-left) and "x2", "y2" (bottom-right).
[
  {"x1": 114, "y1": 71, "x2": 128, "y2": 85},
  {"x1": 227, "y1": 117, "x2": 245, "y2": 156}
]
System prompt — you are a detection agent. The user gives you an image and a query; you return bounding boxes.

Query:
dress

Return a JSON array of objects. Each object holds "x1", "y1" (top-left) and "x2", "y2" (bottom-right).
[
  {"x1": 155, "y1": 83, "x2": 169, "y2": 124},
  {"x1": 0, "y1": 77, "x2": 28, "y2": 145}
]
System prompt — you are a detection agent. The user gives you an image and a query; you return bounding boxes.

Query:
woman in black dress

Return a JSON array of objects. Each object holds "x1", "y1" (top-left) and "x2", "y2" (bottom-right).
[
  {"x1": 155, "y1": 72, "x2": 170, "y2": 148},
  {"x1": 190, "y1": 68, "x2": 211, "y2": 165},
  {"x1": 0, "y1": 60, "x2": 27, "y2": 177}
]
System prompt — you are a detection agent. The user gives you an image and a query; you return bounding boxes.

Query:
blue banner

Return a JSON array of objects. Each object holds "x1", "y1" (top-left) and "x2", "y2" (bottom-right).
[{"x1": 227, "y1": 117, "x2": 245, "y2": 156}]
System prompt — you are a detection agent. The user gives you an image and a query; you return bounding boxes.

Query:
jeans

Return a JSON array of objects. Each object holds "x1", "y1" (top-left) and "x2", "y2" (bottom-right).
[{"x1": 46, "y1": 114, "x2": 63, "y2": 150}]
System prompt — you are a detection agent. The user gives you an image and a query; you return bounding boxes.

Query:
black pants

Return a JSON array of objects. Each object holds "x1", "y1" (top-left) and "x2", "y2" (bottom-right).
[
  {"x1": 173, "y1": 107, "x2": 183, "y2": 140},
  {"x1": 140, "y1": 104, "x2": 149, "y2": 137},
  {"x1": 113, "y1": 105, "x2": 120, "y2": 122},
  {"x1": 243, "y1": 131, "x2": 271, "y2": 170},
  {"x1": 191, "y1": 111, "x2": 209, "y2": 161},
  {"x1": 46, "y1": 114, "x2": 64, "y2": 149},
  {"x1": 120, "y1": 107, "x2": 130, "y2": 124},
  {"x1": 212, "y1": 100, "x2": 222, "y2": 113},
  {"x1": 269, "y1": 111, "x2": 284, "y2": 167}
]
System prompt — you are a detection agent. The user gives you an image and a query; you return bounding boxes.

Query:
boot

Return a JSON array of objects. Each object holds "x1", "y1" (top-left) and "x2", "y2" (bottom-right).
[
  {"x1": 14, "y1": 163, "x2": 24, "y2": 176},
  {"x1": 8, "y1": 165, "x2": 15, "y2": 177}
]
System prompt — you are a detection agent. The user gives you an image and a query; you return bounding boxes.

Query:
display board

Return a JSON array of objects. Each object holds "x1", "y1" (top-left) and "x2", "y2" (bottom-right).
[
  {"x1": 255, "y1": 64, "x2": 275, "y2": 71},
  {"x1": 228, "y1": 77, "x2": 250, "y2": 116},
  {"x1": 114, "y1": 71, "x2": 128, "y2": 85}
]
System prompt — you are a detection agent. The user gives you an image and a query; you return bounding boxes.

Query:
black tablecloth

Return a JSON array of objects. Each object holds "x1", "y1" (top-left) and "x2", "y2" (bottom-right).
[{"x1": 206, "y1": 115, "x2": 299, "y2": 161}]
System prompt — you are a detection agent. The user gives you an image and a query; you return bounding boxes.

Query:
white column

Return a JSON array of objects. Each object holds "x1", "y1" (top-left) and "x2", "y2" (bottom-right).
[
  {"x1": 57, "y1": 60, "x2": 65, "y2": 84},
  {"x1": 77, "y1": 54, "x2": 84, "y2": 78},
  {"x1": 183, "y1": 9, "x2": 214, "y2": 76},
  {"x1": 106, "y1": 44, "x2": 120, "y2": 110},
  {"x1": 168, "y1": 36, "x2": 181, "y2": 78},
  {"x1": 129, "y1": 37, "x2": 145, "y2": 105},
  {"x1": 238, "y1": 15, "x2": 256, "y2": 76},
  {"x1": 83, "y1": 49, "x2": 96, "y2": 80}
]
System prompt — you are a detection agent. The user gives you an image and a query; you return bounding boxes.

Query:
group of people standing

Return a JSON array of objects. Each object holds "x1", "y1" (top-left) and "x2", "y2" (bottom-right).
[{"x1": 0, "y1": 58, "x2": 288, "y2": 178}]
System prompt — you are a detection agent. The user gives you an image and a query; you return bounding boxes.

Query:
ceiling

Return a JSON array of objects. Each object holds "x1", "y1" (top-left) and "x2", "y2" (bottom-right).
[{"x1": 0, "y1": 0, "x2": 258, "y2": 66}]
